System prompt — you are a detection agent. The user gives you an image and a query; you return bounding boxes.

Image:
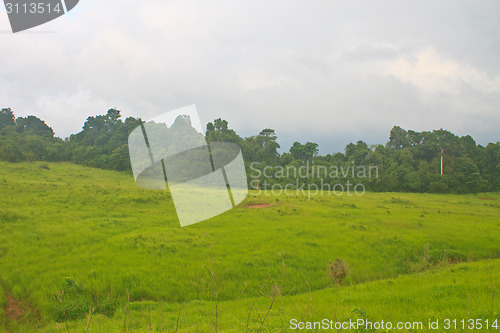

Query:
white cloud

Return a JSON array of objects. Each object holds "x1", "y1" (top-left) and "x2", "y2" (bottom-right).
[{"x1": 374, "y1": 47, "x2": 500, "y2": 95}]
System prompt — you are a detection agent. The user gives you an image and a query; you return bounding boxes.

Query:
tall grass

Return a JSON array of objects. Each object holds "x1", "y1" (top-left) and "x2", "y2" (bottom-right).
[{"x1": 0, "y1": 161, "x2": 498, "y2": 331}]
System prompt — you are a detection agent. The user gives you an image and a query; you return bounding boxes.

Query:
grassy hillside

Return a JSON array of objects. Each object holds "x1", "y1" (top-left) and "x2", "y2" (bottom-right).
[
  {"x1": 0, "y1": 162, "x2": 498, "y2": 331},
  {"x1": 36, "y1": 259, "x2": 499, "y2": 332}
]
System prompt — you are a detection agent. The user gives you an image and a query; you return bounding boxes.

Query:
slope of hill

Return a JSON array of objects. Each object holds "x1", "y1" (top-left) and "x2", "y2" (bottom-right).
[{"x1": 0, "y1": 162, "x2": 498, "y2": 331}]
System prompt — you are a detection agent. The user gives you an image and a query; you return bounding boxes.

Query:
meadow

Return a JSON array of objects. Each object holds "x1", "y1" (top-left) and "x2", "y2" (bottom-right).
[{"x1": 0, "y1": 162, "x2": 498, "y2": 332}]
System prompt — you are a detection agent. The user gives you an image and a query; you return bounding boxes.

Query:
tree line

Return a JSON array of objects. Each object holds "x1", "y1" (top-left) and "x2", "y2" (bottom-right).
[{"x1": 0, "y1": 107, "x2": 498, "y2": 193}]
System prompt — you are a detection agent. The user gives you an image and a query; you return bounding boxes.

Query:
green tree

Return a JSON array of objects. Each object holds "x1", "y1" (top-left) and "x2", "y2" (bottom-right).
[
  {"x1": 16, "y1": 115, "x2": 55, "y2": 137},
  {"x1": 0, "y1": 108, "x2": 16, "y2": 129},
  {"x1": 290, "y1": 142, "x2": 318, "y2": 162},
  {"x1": 387, "y1": 126, "x2": 408, "y2": 149},
  {"x1": 345, "y1": 141, "x2": 370, "y2": 165},
  {"x1": 205, "y1": 118, "x2": 242, "y2": 144}
]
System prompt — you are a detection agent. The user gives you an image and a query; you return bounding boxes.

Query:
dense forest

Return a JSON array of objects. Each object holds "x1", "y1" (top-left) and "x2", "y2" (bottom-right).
[{"x1": 0, "y1": 107, "x2": 498, "y2": 193}]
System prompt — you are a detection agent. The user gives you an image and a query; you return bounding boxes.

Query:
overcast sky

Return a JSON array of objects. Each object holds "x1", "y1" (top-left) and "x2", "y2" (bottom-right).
[{"x1": 1, "y1": 0, "x2": 499, "y2": 153}]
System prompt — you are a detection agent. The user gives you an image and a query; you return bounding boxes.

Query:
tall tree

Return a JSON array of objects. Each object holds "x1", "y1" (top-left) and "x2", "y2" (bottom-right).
[
  {"x1": 290, "y1": 142, "x2": 306, "y2": 161},
  {"x1": 290, "y1": 141, "x2": 319, "y2": 162},
  {"x1": 387, "y1": 126, "x2": 408, "y2": 149},
  {"x1": 0, "y1": 108, "x2": 16, "y2": 129},
  {"x1": 16, "y1": 115, "x2": 55, "y2": 137},
  {"x1": 205, "y1": 118, "x2": 242, "y2": 144}
]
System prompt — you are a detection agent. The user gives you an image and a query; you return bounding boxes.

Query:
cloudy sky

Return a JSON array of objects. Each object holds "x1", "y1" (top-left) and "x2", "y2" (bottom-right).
[{"x1": 1, "y1": 0, "x2": 499, "y2": 153}]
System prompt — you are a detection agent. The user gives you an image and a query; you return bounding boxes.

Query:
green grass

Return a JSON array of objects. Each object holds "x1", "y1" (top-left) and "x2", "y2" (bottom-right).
[
  {"x1": 0, "y1": 161, "x2": 499, "y2": 331},
  {"x1": 0, "y1": 286, "x2": 5, "y2": 329},
  {"x1": 38, "y1": 259, "x2": 500, "y2": 332}
]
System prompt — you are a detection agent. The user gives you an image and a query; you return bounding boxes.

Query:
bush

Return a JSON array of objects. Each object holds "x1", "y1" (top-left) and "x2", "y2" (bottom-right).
[
  {"x1": 328, "y1": 259, "x2": 348, "y2": 286},
  {"x1": 429, "y1": 181, "x2": 448, "y2": 193}
]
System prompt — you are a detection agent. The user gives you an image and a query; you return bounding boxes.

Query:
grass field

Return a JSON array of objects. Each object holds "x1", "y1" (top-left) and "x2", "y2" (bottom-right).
[{"x1": 0, "y1": 162, "x2": 498, "y2": 332}]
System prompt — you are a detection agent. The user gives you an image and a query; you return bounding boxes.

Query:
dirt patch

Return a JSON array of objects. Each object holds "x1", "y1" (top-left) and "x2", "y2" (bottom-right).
[
  {"x1": 5, "y1": 293, "x2": 23, "y2": 321},
  {"x1": 247, "y1": 203, "x2": 273, "y2": 208}
]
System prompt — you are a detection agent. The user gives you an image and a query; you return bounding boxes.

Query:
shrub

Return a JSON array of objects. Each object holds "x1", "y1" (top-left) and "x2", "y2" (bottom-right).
[{"x1": 328, "y1": 259, "x2": 347, "y2": 286}]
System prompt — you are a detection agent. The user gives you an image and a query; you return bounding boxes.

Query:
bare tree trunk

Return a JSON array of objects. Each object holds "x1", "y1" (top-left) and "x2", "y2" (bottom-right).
[{"x1": 440, "y1": 147, "x2": 444, "y2": 176}]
